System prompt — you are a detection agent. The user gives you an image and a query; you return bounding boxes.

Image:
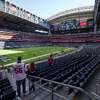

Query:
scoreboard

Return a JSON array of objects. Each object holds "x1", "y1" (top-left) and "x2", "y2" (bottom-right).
[{"x1": 51, "y1": 18, "x2": 94, "y2": 32}]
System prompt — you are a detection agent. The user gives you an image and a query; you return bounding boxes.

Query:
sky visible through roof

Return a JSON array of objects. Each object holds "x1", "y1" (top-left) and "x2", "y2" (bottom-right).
[{"x1": 8, "y1": 0, "x2": 95, "y2": 19}]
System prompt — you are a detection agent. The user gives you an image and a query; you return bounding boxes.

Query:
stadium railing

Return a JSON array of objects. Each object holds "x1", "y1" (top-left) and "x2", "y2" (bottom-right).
[{"x1": 27, "y1": 75, "x2": 96, "y2": 100}]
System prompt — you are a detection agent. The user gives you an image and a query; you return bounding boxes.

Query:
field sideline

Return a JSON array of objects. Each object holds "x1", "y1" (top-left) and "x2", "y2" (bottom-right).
[{"x1": 0, "y1": 46, "x2": 76, "y2": 67}]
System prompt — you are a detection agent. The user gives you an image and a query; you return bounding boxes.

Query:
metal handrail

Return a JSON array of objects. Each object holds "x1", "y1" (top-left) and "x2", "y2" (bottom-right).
[
  {"x1": 29, "y1": 75, "x2": 95, "y2": 100},
  {"x1": 96, "y1": 84, "x2": 100, "y2": 96},
  {"x1": 91, "y1": 92, "x2": 100, "y2": 100}
]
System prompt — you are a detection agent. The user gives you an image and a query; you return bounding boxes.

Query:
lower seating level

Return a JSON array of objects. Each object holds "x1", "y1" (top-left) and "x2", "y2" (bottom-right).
[{"x1": 31, "y1": 47, "x2": 100, "y2": 96}]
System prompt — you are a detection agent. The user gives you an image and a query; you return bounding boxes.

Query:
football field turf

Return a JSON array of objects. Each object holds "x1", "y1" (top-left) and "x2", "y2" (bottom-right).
[
  {"x1": 0, "y1": 46, "x2": 76, "y2": 67},
  {"x1": 0, "y1": 50, "x2": 23, "y2": 56}
]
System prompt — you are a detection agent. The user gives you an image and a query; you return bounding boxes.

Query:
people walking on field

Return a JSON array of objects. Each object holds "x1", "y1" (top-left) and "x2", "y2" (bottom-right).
[
  {"x1": 48, "y1": 54, "x2": 54, "y2": 66},
  {"x1": 26, "y1": 62, "x2": 37, "y2": 93},
  {"x1": 12, "y1": 56, "x2": 27, "y2": 97}
]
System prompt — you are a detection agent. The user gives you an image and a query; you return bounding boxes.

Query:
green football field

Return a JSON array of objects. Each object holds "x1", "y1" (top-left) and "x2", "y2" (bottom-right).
[{"x1": 0, "y1": 46, "x2": 76, "y2": 67}]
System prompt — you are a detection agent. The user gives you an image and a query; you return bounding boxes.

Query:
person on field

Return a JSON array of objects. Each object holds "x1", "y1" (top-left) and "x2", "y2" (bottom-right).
[
  {"x1": 12, "y1": 56, "x2": 26, "y2": 97},
  {"x1": 48, "y1": 54, "x2": 54, "y2": 66},
  {"x1": 26, "y1": 62, "x2": 37, "y2": 93}
]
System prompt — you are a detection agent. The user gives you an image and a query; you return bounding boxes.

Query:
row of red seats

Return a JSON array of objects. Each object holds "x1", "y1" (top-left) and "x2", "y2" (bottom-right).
[{"x1": 1, "y1": 32, "x2": 100, "y2": 43}]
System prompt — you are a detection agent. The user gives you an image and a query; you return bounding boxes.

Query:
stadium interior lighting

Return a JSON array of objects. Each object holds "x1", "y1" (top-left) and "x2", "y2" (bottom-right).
[{"x1": 35, "y1": 30, "x2": 48, "y2": 33}]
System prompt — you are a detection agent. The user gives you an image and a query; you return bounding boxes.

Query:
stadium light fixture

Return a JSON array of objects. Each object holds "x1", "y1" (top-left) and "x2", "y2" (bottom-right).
[{"x1": 35, "y1": 30, "x2": 48, "y2": 33}]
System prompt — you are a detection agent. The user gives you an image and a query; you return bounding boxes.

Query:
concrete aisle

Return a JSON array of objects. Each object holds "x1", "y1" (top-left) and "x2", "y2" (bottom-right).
[{"x1": 76, "y1": 66, "x2": 100, "y2": 100}]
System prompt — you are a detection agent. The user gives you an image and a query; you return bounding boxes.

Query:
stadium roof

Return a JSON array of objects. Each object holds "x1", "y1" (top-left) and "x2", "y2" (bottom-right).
[{"x1": 48, "y1": 6, "x2": 94, "y2": 21}]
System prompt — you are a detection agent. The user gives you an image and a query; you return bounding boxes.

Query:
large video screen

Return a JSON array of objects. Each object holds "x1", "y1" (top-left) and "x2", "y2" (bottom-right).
[{"x1": 51, "y1": 19, "x2": 94, "y2": 31}]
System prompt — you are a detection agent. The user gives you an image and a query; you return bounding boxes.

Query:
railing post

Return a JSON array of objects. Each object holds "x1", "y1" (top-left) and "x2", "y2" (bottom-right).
[
  {"x1": 51, "y1": 86, "x2": 54, "y2": 100},
  {"x1": 29, "y1": 76, "x2": 31, "y2": 93}
]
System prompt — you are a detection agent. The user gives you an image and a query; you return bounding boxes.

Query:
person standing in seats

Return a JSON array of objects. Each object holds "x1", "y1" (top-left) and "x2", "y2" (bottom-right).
[
  {"x1": 48, "y1": 54, "x2": 54, "y2": 67},
  {"x1": 12, "y1": 56, "x2": 26, "y2": 97},
  {"x1": 27, "y1": 62, "x2": 37, "y2": 93}
]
